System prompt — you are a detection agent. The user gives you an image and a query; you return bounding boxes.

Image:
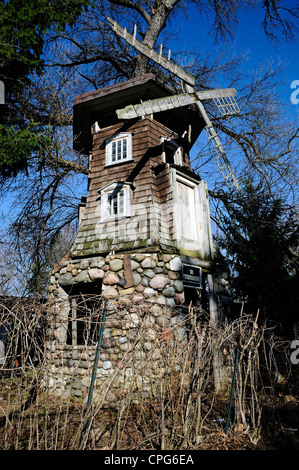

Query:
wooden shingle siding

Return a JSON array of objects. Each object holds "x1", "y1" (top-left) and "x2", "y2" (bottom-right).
[{"x1": 71, "y1": 117, "x2": 188, "y2": 257}]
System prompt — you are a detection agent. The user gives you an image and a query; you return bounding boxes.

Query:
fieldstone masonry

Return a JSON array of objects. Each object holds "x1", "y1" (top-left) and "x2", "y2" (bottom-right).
[
  {"x1": 44, "y1": 252, "x2": 192, "y2": 403},
  {"x1": 49, "y1": 252, "x2": 185, "y2": 305}
]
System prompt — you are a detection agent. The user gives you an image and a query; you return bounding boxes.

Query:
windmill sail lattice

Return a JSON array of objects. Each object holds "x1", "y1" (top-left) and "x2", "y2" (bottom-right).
[{"x1": 107, "y1": 17, "x2": 240, "y2": 191}]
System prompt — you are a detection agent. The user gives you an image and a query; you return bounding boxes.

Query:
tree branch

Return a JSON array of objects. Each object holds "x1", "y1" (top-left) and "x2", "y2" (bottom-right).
[
  {"x1": 47, "y1": 155, "x2": 88, "y2": 175},
  {"x1": 108, "y1": 0, "x2": 151, "y2": 23}
]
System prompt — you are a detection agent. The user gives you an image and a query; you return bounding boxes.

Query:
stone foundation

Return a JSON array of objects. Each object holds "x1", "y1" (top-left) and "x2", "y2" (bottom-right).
[
  {"x1": 43, "y1": 299, "x2": 188, "y2": 403},
  {"x1": 44, "y1": 252, "x2": 198, "y2": 403}
]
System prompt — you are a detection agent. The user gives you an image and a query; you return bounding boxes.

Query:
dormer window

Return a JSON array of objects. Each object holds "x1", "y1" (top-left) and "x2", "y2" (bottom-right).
[
  {"x1": 106, "y1": 133, "x2": 132, "y2": 166},
  {"x1": 162, "y1": 138, "x2": 182, "y2": 166},
  {"x1": 100, "y1": 182, "x2": 131, "y2": 221}
]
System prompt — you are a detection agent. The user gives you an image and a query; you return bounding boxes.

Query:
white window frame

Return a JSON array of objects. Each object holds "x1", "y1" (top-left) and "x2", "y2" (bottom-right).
[
  {"x1": 105, "y1": 133, "x2": 133, "y2": 166},
  {"x1": 175, "y1": 173, "x2": 199, "y2": 242},
  {"x1": 172, "y1": 168, "x2": 214, "y2": 259},
  {"x1": 161, "y1": 137, "x2": 182, "y2": 166},
  {"x1": 100, "y1": 182, "x2": 131, "y2": 221}
]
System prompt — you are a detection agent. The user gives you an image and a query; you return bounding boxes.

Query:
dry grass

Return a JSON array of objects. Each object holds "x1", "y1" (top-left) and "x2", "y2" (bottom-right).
[{"x1": 0, "y1": 296, "x2": 298, "y2": 450}]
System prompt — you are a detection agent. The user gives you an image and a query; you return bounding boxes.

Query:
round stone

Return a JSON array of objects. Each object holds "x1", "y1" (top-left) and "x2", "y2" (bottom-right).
[
  {"x1": 118, "y1": 337, "x2": 127, "y2": 344},
  {"x1": 133, "y1": 294, "x2": 144, "y2": 302},
  {"x1": 80, "y1": 260, "x2": 89, "y2": 270},
  {"x1": 89, "y1": 268, "x2": 105, "y2": 281},
  {"x1": 163, "y1": 286, "x2": 175, "y2": 297},
  {"x1": 102, "y1": 286, "x2": 118, "y2": 299},
  {"x1": 125, "y1": 313, "x2": 139, "y2": 328},
  {"x1": 143, "y1": 287, "x2": 156, "y2": 297},
  {"x1": 111, "y1": 329, "x2": 123, "y2": 337},
  {"x1": 143, "y1": 316, "x2": 155, "y2": 328},
  {"x1": 169, "y1": 257, "x2": 182, "y2": 271},
  {"x1": 131, "y1": 260, "x2": 140, "y2": 271},
  {"x1": 143, "y1": 269, "x2": 155, "y2": 278},
  {"x1": 153, "y1": 267, "x2": 163, "y2": 274},
  {"x1": 119, "y1": 287, "x2": 135, "y2": 295},
  {"x1": 147, "y1": 328, "x2": 156, "y2": 340},
  {"x1": 171, "y1": 314, "x2": 185, "y2": 326},
  {"x1": 135, "y1": 284, "x2": 144, "y2": 293},
  {"x1": 106, "y1": 392, "x2": 117, "y2": 403},
  {"x1": 174, "y1": 293, "x2": 184, "y2": 305},
  {"x1": 133, "y1": 254, "x2": 146, "y2": 262},
  {"x1": 168, "y1": 271, "x2": 177, "y2": 280},
  {"x1": 176, "y1": 327, "x2": 186, "y2": 341},
  {"x1": 109, "y1": 259, "x2": 123, "y2": 272},
  {"x1": 156, "y1": 296, "x2": 166, "y2": 305},
  {"x1": 149, "y1": 274, "x2": 170, "y2": 290},
  {"x1": 141, "y1": 257, "x2": 156, "y2": 269},
  {"x1": 74, "y1": 270, "x2": 89, "y2": 283},
  {"x1": 155, "y1": 315, "x2": 171, "y2": 328},
  {"x1": 58, "y1": 272, "x2": 74, "y2": 285},
  {"x1": 133, "y1": 273, "x2": 142, "y2": 285},
  {"x1": 90, "y1": 257, "x2": 105, "y2": 268},
  {"x1": 174, "y1": 280, "x2": 184, "y2": 293},
  {"x1": 103, "y1": 272, "x2": 120, "y2": 285}
]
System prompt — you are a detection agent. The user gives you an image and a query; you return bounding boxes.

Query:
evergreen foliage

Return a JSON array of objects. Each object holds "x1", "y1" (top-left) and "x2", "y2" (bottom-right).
[
  {"x1": 217, "y1": 182, "x2": 299, "y2": 330},
  {"x1": 0, "y1": 0, "x2": 90, "y2": 177}
]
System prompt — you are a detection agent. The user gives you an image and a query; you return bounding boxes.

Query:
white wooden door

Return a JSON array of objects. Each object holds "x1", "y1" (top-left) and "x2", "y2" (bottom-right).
[{"x1": 177, "y1": 179, "x2": 197, "y2": 242}]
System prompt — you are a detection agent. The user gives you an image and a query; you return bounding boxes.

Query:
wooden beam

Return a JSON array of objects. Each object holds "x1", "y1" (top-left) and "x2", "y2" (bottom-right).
[
  {"x1": 116, "y1": 88, "x2": 237, "y2": 119},
  {"x1": 195, "y1": 88, "x2": 237, "y2": 100},
  {"x1": 116, "y1": 93, "x2": 197, "y2": 119}
]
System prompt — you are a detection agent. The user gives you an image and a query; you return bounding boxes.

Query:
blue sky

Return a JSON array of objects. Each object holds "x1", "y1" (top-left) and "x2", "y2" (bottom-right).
[{"x1": 171, "y1": 5, "x2": 298, "y2": 120}]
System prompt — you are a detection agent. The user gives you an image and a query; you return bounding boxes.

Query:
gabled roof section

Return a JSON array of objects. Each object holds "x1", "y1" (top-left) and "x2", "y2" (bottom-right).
[
  {"x1": 73, "y1": 74, "x2": 204, "y2": 155},
  {"x1": 98, "y1": 180, "x2": 132, "y2": 192}
]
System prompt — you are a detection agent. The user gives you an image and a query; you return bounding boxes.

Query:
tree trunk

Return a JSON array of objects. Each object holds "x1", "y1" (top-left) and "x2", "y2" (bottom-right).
[{"x1": 134, "y1": 0, "x2": 178, "y2": 77}]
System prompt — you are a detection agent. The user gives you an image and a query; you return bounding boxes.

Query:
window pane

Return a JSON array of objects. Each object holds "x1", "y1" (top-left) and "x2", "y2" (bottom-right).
[
  {"x1": 123, "y1": 139, "x2": 127, "y2": 159},
  {"x1": 118, "y1": 190, "x2": 124, "y2": 214},
  {"x1": 112, "y1": 194, "x2": 118, "y2": 214},
  {"x1": 107, "y1": 193, "x2": 113, "y2": 216},
  {"x1": 117, "y1": 140, "x2": 122, "y2": 160},
  {"x1": 103, "y1": 186, "x2": 129, "y2": 220},
  {"x1": 112, "y1": 141, "x2": 116, "y2": 162},
  {"x1": 107, "y1": 134, "x2": 131, "y2": 165}
]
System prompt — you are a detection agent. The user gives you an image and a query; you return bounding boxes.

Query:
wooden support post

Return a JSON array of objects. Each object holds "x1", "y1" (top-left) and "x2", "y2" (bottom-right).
[
  {"x1": 208, "y1": 273, "x2": 222, "y2": 392},
  {"x1": 123, "y1": 253, "x2": 134, "y2": 288},
  {"x1": 207, "y1": 273, "x2": 218, "y2": 324},
  {"x1": 71, "y1": 297, "x2": 77, "y2": 346}
]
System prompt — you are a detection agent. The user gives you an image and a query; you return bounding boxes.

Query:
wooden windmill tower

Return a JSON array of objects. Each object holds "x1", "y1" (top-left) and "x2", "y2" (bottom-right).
[{"x1": 44, "y1": 17, "x2": 242, "y2": 403}]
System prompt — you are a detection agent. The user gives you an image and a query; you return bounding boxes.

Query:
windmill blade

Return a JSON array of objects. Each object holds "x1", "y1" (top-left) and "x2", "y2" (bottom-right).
[
  {"x1": 195, "y1": 100, "x2": 240, "y2": 191},
  {"x1": 116, "y1": 92, "x2": 197, "y2": 119},
  {"x1": 107, "y1": 17, "x2": 195, "y2": 88},
  {"x1": 116, "y1": 88, "x2": 238, "y2": 120},
  {"x1": 211, "y1": 94, "x2": 240, "y2": 117}
]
